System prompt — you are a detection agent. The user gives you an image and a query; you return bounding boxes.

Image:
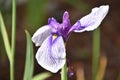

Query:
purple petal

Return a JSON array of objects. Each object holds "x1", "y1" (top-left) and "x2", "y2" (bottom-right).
[
  {"x1": 49, "y1": 18, "x2": 60, "y2": 28},
  {"x1": 36, "y1": 35, "x2": 66, "y2": 73},
  {"x1": 68, "y1": 20, "x2": 81, "y2": 33},
  {"x1": 62, "y1": 11, "x2": 71, "y2": 28},
  {"x1": 63, "y1": 11, "x2": 69, "y2": 20},
  {"x1": 48, "y1": 17, "x2": 61, "y2": 33},
  {"x1": 74, "y1": 5, "x2": 109, "y2": 32}
]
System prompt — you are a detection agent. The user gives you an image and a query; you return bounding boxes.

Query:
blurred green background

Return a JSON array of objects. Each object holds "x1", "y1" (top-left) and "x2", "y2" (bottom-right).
[{"x1": 0, "y1": 0, "x2": 120, "y2": 80}]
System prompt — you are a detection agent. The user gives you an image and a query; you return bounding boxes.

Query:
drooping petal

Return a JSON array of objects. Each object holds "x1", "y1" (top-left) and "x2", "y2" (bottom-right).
[
  {"x1": 36, "y1": 35, "x2": 66, "y2": 73},
  {"x1": 32, "y1": 25, "x2": 51, "y2": 46},
  {"x1": 74, "y1": 5, "x2": 109, "y2": 32}
]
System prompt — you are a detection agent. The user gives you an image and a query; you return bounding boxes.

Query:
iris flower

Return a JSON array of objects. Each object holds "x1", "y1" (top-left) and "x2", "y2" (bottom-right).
[{"x1": 32, "y1": 5, "x2": 109, "y2": 73}]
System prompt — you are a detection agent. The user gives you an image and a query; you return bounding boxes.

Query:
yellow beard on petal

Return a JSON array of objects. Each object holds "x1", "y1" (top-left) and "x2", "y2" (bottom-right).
[{"x1": 52, "y1": 34, "x2": 58, "y2": 41}]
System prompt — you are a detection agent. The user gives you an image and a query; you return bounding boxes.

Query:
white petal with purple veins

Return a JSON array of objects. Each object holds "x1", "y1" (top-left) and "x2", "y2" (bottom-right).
[
  {"x1": 32, "y1": 25, "x2": 51, "y2": 46},
  {"x1": 74, "y1": 5, "x2": 109, "y2": 32},
  {"x1": 36, "y1": 35, "x2": 66, "y2": 73}
]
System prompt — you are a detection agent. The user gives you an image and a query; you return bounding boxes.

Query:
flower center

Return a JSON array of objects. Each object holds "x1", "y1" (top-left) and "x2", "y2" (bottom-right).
[{"x1": 52, "y1": 34, "x2": 58, "y2": 41}]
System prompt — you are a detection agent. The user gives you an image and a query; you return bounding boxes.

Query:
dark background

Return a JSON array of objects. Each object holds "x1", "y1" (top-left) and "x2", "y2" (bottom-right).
[{"x1": 0, "y1": 0, "x2": 120, "y2": 80}]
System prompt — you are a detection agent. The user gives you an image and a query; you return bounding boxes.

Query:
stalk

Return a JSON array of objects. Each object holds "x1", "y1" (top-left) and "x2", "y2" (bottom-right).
[
  {"x1": 92, "y1": 28, "x2": 100, "y2": 80},
  {"x1": 10, "y1": 0, "x2": 16, "y2": 80},
  {"x1": 61, "y1": 60, "x2": 67, "y2": 80}
]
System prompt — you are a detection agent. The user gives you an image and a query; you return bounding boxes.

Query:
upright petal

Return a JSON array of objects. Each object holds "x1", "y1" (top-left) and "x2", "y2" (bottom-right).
[
  {"x1": 48, "y1": 18, "x2": 60, "y2": 33},
  {"x1": 32, "y1": 25, "x2": 51, "y2": 46},
  {"x1": 63, "y1": 11, "x2": 69, "y2": 20},
  {"x1": 36, "y1": 35, "x2": 66, "y2": 73},
  {"x1": 62, "y1": 11, "x2": 71, "y2": 28},
  {"x1": 74, "y1": 5, "x2": 109, "y2": 32},
  {"x1": 48, "y1": 17, "x2": 60, "y2": 29}
]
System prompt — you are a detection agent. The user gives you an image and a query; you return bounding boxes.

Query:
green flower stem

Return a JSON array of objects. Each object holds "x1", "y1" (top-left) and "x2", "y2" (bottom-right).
[
  {"x1": 92, "y1": 28, "x2": 100, "y2": 80},
  {"x1": 10, "y1": 59, "x2": 14, "y2": 80},
  {"x1": 11, "y1": 0, "x2": 16, "y2": 56},
  {"x1": 0, "y1": 0, "x2": 16, "y2": 80},
  {"x1": 10, "y1": 0, "x2": 16, "y2": 80},
  {"x1": 61, "y1": 60, "x2": 67, "y2": 80}
]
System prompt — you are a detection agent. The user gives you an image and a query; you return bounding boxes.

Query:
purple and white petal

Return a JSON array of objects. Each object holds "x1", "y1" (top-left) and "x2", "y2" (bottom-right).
[
  {"x1": 68, "y1": 20, "x2": 81, "y2": 33},
  {"x1": 74, "y1": 5, "x2": 109, "y2": 32},
  {"x1": 32, "y1": 25, "x2": 51, "y2": 46},
  {"x1": 51, "y1": 36, "x2": 66, "y2": 70},
  {"x1": 36, "y1": 35, "x2": 66, "y2": 73}
]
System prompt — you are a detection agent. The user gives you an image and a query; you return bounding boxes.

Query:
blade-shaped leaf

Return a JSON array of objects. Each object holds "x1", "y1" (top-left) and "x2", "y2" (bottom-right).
[
  {"x1": 23, "y1": 30, "x2": 34, "y2": 80},
  {"x1": 0, "y1": 11, "x2": 11, "y2": 60},
  {"x1": 32, "y1": 72, "x2": 51, "y2": 80}
]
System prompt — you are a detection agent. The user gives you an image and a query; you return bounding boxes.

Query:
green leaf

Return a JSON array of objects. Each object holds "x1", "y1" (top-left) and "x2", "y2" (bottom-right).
[
  {"x1": 0, "y1": 11, "x2": 11, "y2": 60},
  {"x1": 32, "y1": 72, "x2": 51, "y2": 80},
  {"x1": 23, "y1": 30, "x2": 34, "y2": 80}
]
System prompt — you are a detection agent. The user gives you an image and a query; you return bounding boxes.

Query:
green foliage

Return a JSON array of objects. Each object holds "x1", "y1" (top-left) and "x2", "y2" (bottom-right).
[
  {"x1": 0, "y1": 10, "x2": 14, "y2": 80},
  {"x1": 23, "y1": 30, "x2": 34, "y2": 80},
  {"x1": 0, "y1": 12, "x2": 11, "y2": 61},
  {"x1": 32, "y1": 72, "x2": 51, "y2": 80}
]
